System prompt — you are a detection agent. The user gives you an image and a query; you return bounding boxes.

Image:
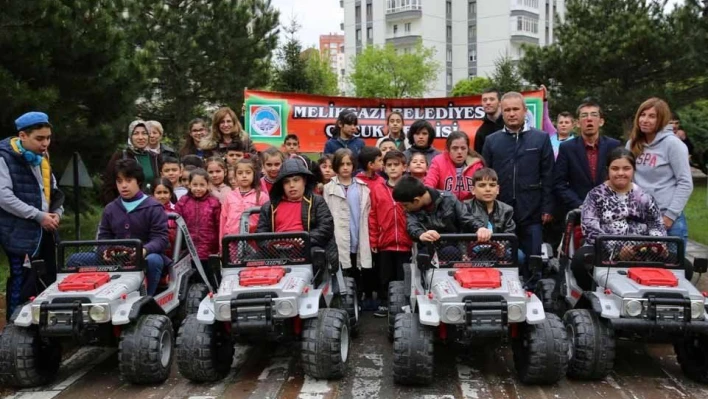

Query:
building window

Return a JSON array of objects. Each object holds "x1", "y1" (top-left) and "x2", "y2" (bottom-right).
[
  {"x1": 516, "y1": 0, "x2": 539, "y2": 8},
  {"x1": 468, "y1": 26, "x2": 476, "y2": 42},
  {"x1": 387, "y1": 0, "x2": 422, "y2": 13},
  {"x1": 356, "y1": 29, "x2": 361, "y2": 41},
  {"x1": 355, "y1": 5, "x2": 361, "y2": 19},
  {"x1": 446, "y1": 25, "x2": 452, "y2": 40},
  {"x1": 468, "y1": 1, "x2": 477, "y2": 18},
  {"x1": 446, "y1": 0, "x2": 452, "y2": 16},
  {"x1": 469, "y1": 44, "x2": 477, "y2": 62},
  {"x1": 446, "y1": 48, "x2": 452, "y2": 62},
  {"x1": 447, "y1": 72, "x2": 452, "y2": 86},
  {"x1": 366, "y1": 3, "x2": 372, "y2": 18},
  {"x1": 367, "y1": 27, "x2": 373, "y2": 39},
  {"x1": 516, "y1": 16, "x2": 539, "y2": 34},
  {"x1": 403, "y1": 47, "x2": 411, "y2": 54},
  {"x1": 405, "y1": 22, "x2": 411, "y2": 33},
  {"x1": 393, "y1": 24, "x2": 398, "y2": 36}
]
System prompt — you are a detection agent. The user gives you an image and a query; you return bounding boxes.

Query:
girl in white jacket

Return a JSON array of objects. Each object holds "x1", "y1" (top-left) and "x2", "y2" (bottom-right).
[{"x1": 323, "y1": 148, "x2": 372, "y2": 295}]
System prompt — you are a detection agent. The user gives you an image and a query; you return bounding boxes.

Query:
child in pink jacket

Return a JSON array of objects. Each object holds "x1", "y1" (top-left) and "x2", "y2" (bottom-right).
[
  {"x1": 424, "y1": 131, "x2": 484, "y2": 201},
  {"x1": 221, "y1": 159, "x2": 270, "y2": 238}
]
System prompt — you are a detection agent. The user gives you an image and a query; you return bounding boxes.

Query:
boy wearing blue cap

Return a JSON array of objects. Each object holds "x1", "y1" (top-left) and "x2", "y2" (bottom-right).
[{"x1": 0, "y1": 112, "x2": 63, "y2": 320}]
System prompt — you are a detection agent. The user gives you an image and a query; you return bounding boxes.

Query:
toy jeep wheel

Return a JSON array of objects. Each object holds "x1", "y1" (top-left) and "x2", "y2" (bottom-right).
[
  {"x1": 0, "y1": 324, "x2": 62, "y2": 387},
  {"x1": 674, "y1": 335, "x2": 708, "y2": 383},
  {"x1": 388, "y1": 281, "x2": 407, "y2": 342},
  {"x1": 119, "y1": 314, "x2": 174, "y2": 384},
  {"x1": 177, "y1": 283, "x2": 209, "y2": 323},
  {"x1": 301, "y1": 308, "x2": 350, "y2": 379},
  {"x1": 534, "y1": 278, "x2": 560, "y2": 316},
  {"x1": 392, "y1": 312, "x2": 434, "y2": 385},
  {"x1": 564, "y1": 309, "x2": 615, "y2": 379},
  {"x1": 341, "y1": 277, "x2": 359, "y2": 337},
  {"x1": 176, "y1": 315, "x2": 234, "y2": 382},
  {"x1": 512, "y1": 314, "x2": 569, "y2": 384}
]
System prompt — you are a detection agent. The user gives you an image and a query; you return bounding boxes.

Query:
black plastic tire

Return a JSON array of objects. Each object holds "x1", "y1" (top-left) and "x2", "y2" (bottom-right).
[
  {"x1": 392, "y1": 312, "x2": 434, "y2": 385},
  {"x1": 176, "y1": 315, "x2": 234, "y2": 382},
  {"x1": 402, "y1": 263, "x2": 412, "y2": 297},
  {"x1": 176, "y1": 283, "x2": 208, "y2": 326},
  {"x1": 119, "y1": 314, "x2": 174, "y2": 384},
  {"x1": 0, "y1": 324, "x2": 61, "y2": 387},
  {"x1": 387, "y1": 281, "x2": 407, "y2": 342},
  {"x1": 534, "y1": 278, "x2": 560, "y2": 316},
  {"x1": 301, "y1": 308, "x2": 350, "y2": 379},
  {"x1": 674, "y1": 335, "x2": 708, "y2": 383},
  {"x1": 563, "y1": 309, "x2": 615, "y2": 379},
  {"x1": 512, "y1": 314, "x2": 569, "y2": 384},
  {"x1": 341, "y1": 277, "x2": 359, "y2": 337}
]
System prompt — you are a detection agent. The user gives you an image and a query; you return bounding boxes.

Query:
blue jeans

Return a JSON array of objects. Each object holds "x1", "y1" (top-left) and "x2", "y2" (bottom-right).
[
  {"x1": 66, "y1": 252, "x2": 164, "y2": 295},
  {"x1": 667, "y1": 213, "x2": 688, "y2": 248}
]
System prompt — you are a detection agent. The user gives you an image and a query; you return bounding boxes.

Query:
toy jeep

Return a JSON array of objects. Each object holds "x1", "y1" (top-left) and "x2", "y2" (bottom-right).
[
  {"x1": 176, "y1": 231, "x2": 358, "y2": 382},
  {"x1": 0, "y1": 214, "x2": 210, "y2": 387},
  {"x1": 389, "y1": 233, "x2": 568, "y2": 385},
  {"x1": 536, "y1": 223, "x2": 708, "y2": 382}
]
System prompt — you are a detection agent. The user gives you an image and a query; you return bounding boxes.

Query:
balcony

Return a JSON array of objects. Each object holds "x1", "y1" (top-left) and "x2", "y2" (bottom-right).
[
  {"x1": 386, "y1": 0, "x2": 422, "y2": 22},
  {"x1": 385, "y1": 34, "x2": 422, "y2": 47},
  {"x1": 510, "y1": 0, "x2": 540, "y2": 14}
]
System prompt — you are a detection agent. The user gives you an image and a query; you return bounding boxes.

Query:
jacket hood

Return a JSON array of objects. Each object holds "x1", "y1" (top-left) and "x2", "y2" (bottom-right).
[
  {"x1": 646, "y1": 125, "x2": 675, "y2": 148},
  {"x1": 269, "y1": 158, "x2": 315, "y2": 201},
  {"x1": 443, "y1": 151, "x2": 483, "y2": 171}
]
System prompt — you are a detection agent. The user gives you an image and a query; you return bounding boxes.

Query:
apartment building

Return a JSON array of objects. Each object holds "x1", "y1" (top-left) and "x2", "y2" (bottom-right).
[
  {"x1": 342, "y1": 0, "x2": 566, "y2": 97},
  {"x1": 319, "y1": 34, "x2": 347, "y2": 94}
]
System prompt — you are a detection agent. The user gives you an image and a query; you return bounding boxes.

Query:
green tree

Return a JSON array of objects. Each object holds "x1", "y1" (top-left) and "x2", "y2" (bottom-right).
[
  {"x1": 127, "y1": 0, "x2": 279, "y2": 139},
  {"x1": 491, "y1": 56, "x2": 527, "y2": 94},
  {"x1": 451, "y1": 76, "x2": 493, "y2": 97},
  {"x1": 349, "y1": 42, "x2": 439, "y2": 98},
  {"x1": 0, "y1": 0, "x2": 147, "y2": 174},
  {"x1": 273, "y1": 19, "x2": 311, "y2": 93},
  {"x1": 303, "y1": 49, "x2": 340, "y2": 96},
  {"x1": 520, "y1": 0, "x2": 708, "y2": 137}
]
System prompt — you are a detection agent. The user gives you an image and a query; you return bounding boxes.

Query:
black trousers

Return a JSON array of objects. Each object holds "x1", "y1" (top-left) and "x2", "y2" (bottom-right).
[
  {"x1": 4, "y1": 231, "x2": 57, "y2": 321},
  {"x1": 377, "y1": 250, "x2": 411, "y2": 303}
]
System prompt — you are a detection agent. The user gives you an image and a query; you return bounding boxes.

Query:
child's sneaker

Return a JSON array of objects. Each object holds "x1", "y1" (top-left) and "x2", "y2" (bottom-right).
[{"x1": 374, "y1": 305, "x2": 388, "y2": 318}]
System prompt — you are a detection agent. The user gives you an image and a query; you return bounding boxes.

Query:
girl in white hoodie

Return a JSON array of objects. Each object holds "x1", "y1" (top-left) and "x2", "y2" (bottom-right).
[{"x1": 627, "y1": 98, "x2": 693, "y2": 247}]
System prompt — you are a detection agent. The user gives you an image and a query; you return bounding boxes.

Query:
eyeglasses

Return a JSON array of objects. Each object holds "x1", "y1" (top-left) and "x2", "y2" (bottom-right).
[
  {"x1": 191, "y1": 128, "x2": 206, "y2": 133},
  {"x1": 579, "y1": 112, "x2": 601, "y2": 119}
]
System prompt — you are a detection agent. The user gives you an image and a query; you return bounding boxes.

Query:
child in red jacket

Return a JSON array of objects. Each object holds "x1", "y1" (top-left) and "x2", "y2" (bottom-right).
[
  {"x1": 175, "y1": 168, "x2": 221, "y2": 261},
  {"x1": 355, "y1": 146, "x2": 387, "y2": 313},
  {"x1": 369, "y1": 150, "x2": 413, "y2": 317},
  {"x1": 424, "y1": 131, "x2": 484, "y2": 201}
]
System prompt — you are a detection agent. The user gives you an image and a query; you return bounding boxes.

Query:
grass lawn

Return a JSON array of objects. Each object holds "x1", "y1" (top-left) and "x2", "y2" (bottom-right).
[{"x1": 685, "y1": 180, "x2": 708, "y2": 246}]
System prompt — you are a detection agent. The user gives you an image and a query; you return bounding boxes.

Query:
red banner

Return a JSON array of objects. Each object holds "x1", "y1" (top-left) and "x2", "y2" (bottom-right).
[{"x1": 244, "y1": 90, "x2": 545, "y2": 153}]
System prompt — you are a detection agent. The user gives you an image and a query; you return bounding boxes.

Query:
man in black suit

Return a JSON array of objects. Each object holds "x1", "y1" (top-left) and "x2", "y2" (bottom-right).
[{"x1": 553, "y1": 100, "x2": 621, "y2": 219}]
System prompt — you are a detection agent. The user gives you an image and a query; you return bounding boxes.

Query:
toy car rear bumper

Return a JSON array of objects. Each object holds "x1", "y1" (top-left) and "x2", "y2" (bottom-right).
[{"x1": 610, "y1": 318, "x2": 708, "y2": 334}]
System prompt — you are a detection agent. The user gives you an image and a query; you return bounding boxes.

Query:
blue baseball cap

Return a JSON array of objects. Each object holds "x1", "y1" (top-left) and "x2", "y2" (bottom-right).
[{"x1": 15, "y1": 112, "x2": 52, "y2": 132}]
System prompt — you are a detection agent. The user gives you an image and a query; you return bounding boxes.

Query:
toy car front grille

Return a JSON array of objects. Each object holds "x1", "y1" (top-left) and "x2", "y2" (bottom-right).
[
  {"x1": 235, "y1": 291, "x2": 279, "y2": 300},
  {"x1": 461, "y1": 295, "x2": 508, "y2": 335},
  {"x1": 51, "y1": 297, "x2": 92, "y2": 304}
]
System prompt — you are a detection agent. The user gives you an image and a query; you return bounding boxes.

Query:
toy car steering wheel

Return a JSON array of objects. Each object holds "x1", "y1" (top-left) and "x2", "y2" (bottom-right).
[
  {"x1": 467, "y1": 241, "x2": 506, "y2": 259},
  {"x1": 618, "y1": 242, "x2": 667, "y2": 261}
]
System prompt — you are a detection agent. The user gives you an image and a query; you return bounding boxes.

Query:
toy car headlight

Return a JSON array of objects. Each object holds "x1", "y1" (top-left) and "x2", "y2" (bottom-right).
[
  {"x1": 275, "y1": 300, "x2": 295, "y2": 317},
  {"x1": 625, "y1": 300, "x2": 643, "y2": 317},
  {"x1": 691, "y1": 301, "x2": 705, "y2": 320},
  {"x1": 444, "y1": 305, "x2": 464, "y2": 323},
  {"x1": 89, "y1": 304, "x2": 111, "y2": 323},
  {"x1": 508, "y1": 303, "x2": 524, "y2": 322},
  {"x1": 216, "y1": 302, "x2": 231, "y2": 320},
  {"x1": 31, "y1": 305, "x2": 41, "y2": 324}
]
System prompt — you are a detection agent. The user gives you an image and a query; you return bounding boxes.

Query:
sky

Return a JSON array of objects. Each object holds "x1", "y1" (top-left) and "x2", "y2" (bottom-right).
[
  {"x1": 269, "y1": 0, "x2": 685, "y2": 49},
  {"x1": 270, "y1": 0, "x2": 344, "y2": 49}
]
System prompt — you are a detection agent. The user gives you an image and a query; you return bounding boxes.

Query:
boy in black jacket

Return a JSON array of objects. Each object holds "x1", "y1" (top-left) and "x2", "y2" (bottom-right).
[
  {"x1": 392, "y1": 176, "x2": 490, "y2": 249},
  {"x1": 256, "y1": 158, "x2": 337, "y2": 266}
]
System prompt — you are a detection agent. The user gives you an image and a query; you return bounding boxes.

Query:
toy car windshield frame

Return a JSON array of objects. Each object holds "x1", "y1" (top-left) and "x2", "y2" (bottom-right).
[
  {"x1": 221, "y1": 232, "x2": 312, "y2": 268},
  {"x1": 58, "y1": 239, "x2": 144, "y2": 273},
  {"x1": 594, "y1": 235, "x2": 684, "y2": 269},
  {"x1": 429, "y1": 234, "x2": 518, "y2": 268}
]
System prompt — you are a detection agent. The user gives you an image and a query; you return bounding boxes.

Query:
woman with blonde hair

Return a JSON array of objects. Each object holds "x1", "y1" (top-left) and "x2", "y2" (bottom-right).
[
  {"x1": 199, "y1": 107, "x2": 253, "y2": 157},
  {"x1": 626, "y1": 97, "x2": 693, "y2": 246}
]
